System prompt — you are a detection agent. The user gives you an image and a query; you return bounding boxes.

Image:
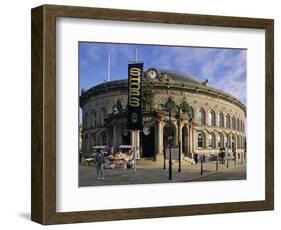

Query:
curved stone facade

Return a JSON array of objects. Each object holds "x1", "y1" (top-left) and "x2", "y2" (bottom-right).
[{"x1": 80, "y1": 68, "x2": 246, "y2": 161}]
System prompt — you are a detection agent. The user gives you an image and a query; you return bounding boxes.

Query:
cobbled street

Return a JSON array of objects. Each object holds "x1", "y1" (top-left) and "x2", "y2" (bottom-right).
[{"x1": 79, "y1": 159, "x2": 246, "y2": 187}]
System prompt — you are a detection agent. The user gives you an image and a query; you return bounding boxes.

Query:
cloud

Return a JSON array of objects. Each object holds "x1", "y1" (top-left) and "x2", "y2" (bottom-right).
[
  {"x1": 199, "y1": 49, "x2": 247, "y2": 104},
  {"x1": 79, "y1": 42, "x2": 247, "y2": 104}
]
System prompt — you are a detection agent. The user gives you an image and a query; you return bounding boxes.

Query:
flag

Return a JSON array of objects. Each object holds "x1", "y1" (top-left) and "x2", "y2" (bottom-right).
[{"x1": 127, "y1": 63, "x2": 143, "y2": 130}]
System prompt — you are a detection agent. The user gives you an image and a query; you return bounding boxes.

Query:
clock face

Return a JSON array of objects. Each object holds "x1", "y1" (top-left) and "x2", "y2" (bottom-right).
[
  {"x1": 143, "y1": 125, "x2": 150, "y2": 135},
  {"x1": 147, "y1": 69, "x2": 157, "y2": 79}
]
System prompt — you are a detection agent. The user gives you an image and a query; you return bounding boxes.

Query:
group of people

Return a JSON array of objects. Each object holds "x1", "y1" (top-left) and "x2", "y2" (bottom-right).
[{"x1": 193, "y1": 153, "x2": 206, "y2": 164}]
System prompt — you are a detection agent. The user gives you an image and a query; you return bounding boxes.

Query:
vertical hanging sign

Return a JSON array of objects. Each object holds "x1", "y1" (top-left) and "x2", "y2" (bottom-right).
[{"x1": 127, "y1": 63, "x2": 143, "y2": 130}]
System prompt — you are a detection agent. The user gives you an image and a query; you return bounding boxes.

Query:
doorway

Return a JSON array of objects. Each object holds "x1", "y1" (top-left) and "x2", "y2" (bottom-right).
[
  {"x1": 140, "y1": 126, "x2": 155, "y2": 157},
  {"x1": 182, "y1": 125, "x2": 188, "y2": 155}
]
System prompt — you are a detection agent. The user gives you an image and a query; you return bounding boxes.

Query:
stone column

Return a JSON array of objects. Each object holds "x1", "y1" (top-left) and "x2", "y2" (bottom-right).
[
  {"x1": 187, "y1": 127, "x2": 191, "y2": 157},
  {"x1": 178, "y1": 122, "x2": 182, "y2": 154},
  {"x1": 130, "y1": 130, "x2": 135, "y2": 146},
  {"x1": 87, "y1": 133, "x2": 91, "y2": 151},
  {"x1": 156, "y1": 121, "x2": 163, "y2": 156},
  {"x1": 82, "y1": 134, "x2": 86, "y2": 152},
  {"x1": 174, "y1": 122, "x2": 178, "y2": 146},
  {"x1": 193, "y1": 129, "x2": 197, "y2": 155}
]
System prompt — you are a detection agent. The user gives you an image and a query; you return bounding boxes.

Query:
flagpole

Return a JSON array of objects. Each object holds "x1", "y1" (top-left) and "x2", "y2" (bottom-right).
[
  {"x1": 107, "y1": 52, "x2": 111, "y2": 82},
  {"x1": 133, "y1": 48, "x2": 138, "y2": 173},
  {"x1": 134, "y1": 134, "x2": 137, "y2": 173}
]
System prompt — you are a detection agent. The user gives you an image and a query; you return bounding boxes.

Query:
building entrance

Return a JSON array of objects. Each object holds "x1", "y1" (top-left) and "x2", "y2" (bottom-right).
[
  {"x1": 163, "y1": 123, "x2": 176, "y2": 147},
  {"x1": 140, "y1": 127, "x2": 155, "y2": 158},
  {"x1": 182, "y1": 125, "x2": 188, "y2": 155},
  {"x1": 122, "y1": 131, "x2": 130, "y2": 145}
]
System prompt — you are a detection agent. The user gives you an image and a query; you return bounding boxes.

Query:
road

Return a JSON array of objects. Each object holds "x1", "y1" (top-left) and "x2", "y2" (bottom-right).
[{"x1": 79, "y1": 159, "x2": 246, "y2": 187}]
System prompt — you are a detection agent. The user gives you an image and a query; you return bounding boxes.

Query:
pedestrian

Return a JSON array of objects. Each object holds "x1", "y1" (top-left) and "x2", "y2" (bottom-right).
[
  {"x1": 95, "y1": 149, "x2": 105, "y2": 180},
  {"x1": 194, "y1": 153, "x2": 198, "y2": 165}
]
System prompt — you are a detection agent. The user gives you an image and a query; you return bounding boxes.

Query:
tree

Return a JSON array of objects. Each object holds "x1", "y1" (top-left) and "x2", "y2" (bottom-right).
[
  {"x1": 142, "y1": 83, "x2": 155, "y2": 111},
  {"x1": 180, "y1": 96, "x2": 189, "y2": 114}
]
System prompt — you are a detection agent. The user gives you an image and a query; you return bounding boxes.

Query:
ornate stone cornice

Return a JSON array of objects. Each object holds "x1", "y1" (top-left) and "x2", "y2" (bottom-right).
[{"x1": 80, "y1": 68, "x2": 246, "y2": 114}]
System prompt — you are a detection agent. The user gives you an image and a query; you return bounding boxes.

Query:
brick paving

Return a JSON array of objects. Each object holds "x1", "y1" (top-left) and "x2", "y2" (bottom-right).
[{"x1": 79, "y1": 159, "x2": 246, "y2": 187}]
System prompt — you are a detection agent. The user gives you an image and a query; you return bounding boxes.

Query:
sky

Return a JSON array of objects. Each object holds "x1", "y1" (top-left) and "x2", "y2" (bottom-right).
[{"x1": 79, "y1": 42, "x2": 247, "y2": 105}]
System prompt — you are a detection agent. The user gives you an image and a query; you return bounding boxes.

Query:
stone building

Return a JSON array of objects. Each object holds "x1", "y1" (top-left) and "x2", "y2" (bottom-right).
[{"x1": 80, "y1": 68, "x2": 246, "y2": 161}]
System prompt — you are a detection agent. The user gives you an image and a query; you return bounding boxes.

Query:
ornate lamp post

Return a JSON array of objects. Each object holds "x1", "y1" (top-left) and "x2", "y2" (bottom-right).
[
  {"x1": 166, "y1": 97, "x2": 174, "y2": 181},
  {"x1": 226, "y1": 143, "x2": 229, "y2": 168},
  {"x1": 177, "y1": 98, "x2": 190, "y2": 172},
  {"x1": 177, "y1": 106, "x2": 181, "y2": 172}
]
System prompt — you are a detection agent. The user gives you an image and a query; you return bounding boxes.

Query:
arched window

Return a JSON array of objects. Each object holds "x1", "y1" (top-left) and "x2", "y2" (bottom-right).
[
  {"x1": 237, "y1": 135, "x2": 240, "y2": 149},
  {"x1": 224, "y1": 136, "x2": 228, "y2": 148},
  {"x1": 219, "y1": 112, "x2": 224, "y2": 127},
  {"x1": 226, "y1": 114, "x2": 231, "y2": 128},
  {"x1": 90, "y1": 133, "x2": 95, "y2": 148},
  {"x1": 102, "y1": 133, "x2": 107, "y2": 145},
  {"x1": 218, "y1": 133, "x2": 224, "y2": 148},
  {"x1": 227, "y1": 134, "x2": 231, "y2": 148},
  {"x1": 237, "y1": 118, "x2": 240, "y2": 131},
  {"x1": 208, "y1": 133, "x2": 215, "y2": 148},
  {"x1": 197, "y1": 108, "x2": 206, "y2": 125},
  {"x1": 197, "y1": 132, "x2": 205, "y2": 148},
  {"x1": 84, "y1": 112, "x2": 89, "y2": 129},
  {"x1": 208, "y1": 110, "x2": 215, "y2": 126},
  {"x1": 232, "y1": 135, "x2": 235, "y2": 149},
  {"x1": 93, "y1": 135, "x2": 97, "y2": 146},
  {"x1": 232, "y1": 116, "x2": 236, "y2": 130},
  {"x1": 91, "y1": 110, "x2": 96, "y2": 127},
  {"x1": 101, "y1": 107, "x2": 106, "y2": 126},
  {"x1": 188, "y1": 106, "x2": 194, "y2": 119},
  {"x1": 84, "y1": 134, "x2": 88, "y2": 150}
]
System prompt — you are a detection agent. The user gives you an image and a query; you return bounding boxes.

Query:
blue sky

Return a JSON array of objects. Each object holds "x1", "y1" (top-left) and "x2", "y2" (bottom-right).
[{"x1": 79, "y1": 42, "x2": 247, "y2": 105}]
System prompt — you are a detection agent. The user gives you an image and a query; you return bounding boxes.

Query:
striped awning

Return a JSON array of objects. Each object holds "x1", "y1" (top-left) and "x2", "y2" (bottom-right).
[
  {"x1": 92, "y1": 145, "x2": 109, "y2": 149},
  {"x1": 119, "y1": 145, "x2": 135, "y2": 149}
]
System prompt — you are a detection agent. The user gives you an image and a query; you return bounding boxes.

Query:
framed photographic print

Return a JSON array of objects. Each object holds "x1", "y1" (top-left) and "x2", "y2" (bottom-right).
[{"x1": 31, "y1": 4, "x2": 274, "y2": 225}]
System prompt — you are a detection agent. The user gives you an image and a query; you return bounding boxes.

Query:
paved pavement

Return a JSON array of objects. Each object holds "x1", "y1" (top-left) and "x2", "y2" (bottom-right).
[{"x1": 79, "y1": 159, "x2": 246, "y2": 187}]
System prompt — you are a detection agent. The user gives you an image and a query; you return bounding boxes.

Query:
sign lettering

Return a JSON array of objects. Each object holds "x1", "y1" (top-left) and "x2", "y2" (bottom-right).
[{"x1": 127, "y1": 63, "x2": 143, "y2": 130}]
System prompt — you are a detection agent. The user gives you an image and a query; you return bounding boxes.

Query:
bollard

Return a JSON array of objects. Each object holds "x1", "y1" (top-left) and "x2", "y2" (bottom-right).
[
  {"x1": 163, "y1": 147, "x2": 166, "y2": 170},
  {"x1": 226, "y1": 154, "x2": 229, "y2": 168},
  {"x1": 216, "y1": 156, "x2": 218, "y2": 171},
  {"x1": 200, "y1": 159, "x2": 203, "y2": 175},
  {"x1": 178, "y1": 142, "x2": 181, "y2": 172}
]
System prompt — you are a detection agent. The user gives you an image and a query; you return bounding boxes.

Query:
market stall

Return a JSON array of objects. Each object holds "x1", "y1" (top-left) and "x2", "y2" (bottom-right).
[{"x1": 104, "y1": 145, "x2": 136, "y2": 170}]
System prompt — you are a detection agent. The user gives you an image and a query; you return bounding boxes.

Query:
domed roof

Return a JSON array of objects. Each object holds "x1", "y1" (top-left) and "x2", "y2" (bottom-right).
[
  {"x1": 81, "y1": 68, "x2": 246, "y2": 112},
  {"x1": 159, "y1": 70, "x2": 201, "y2": 84}
]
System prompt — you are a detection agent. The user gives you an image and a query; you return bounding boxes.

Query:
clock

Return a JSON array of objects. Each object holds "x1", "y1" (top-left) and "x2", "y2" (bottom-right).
[
  {"x1": 143, "y1": 125, "x2": 150, "y2": 135},
  {"x1": 147, "y1": 69, "x2": 158, "y2": 80}
]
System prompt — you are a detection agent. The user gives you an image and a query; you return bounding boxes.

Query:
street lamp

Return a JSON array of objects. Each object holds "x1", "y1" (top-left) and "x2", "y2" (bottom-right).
[
  {"x1": 166, "y1": 96, "x2": 174, "y2": 180},
  {"x1": 177, "y1": 106, "x2": 181, "y2": 172},
  {"x1": 226, "y1": 143, "x2": 229, "y2": 168}
]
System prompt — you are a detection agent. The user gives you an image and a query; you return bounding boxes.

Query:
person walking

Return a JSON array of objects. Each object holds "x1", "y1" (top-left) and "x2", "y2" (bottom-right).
[
  {"x1": 194, "y1": 153, "x2": 198, "y2": 165},
  {"x1": 95, "y1": 149, "x2": 105, "y2": 180}
]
